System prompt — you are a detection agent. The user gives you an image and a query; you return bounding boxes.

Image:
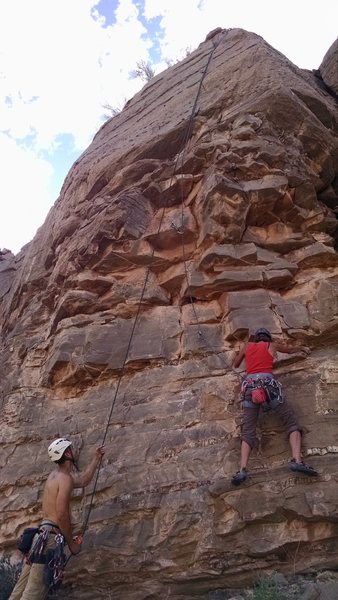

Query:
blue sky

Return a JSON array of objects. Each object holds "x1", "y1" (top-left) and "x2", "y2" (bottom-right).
[{"x1": 0, "y1": 0, "x2": 337, "y2": 254}]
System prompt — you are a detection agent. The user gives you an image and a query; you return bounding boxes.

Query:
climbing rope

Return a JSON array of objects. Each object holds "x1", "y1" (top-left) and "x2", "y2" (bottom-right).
[
  {"x1": 58, "y1": 33, "x2": 228, "y2": 586},
  {"x1": 175, "y1": 41, "x2": 238, "y2": 360},
  {"x1": 80, "y1": 31, "x2": 227, "y2": 539}
]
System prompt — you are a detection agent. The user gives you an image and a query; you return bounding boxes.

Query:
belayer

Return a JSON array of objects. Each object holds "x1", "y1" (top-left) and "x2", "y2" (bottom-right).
[
  {"x1": 231, "y1": 328, "x2": 318, "y2": 486},
  {"x1": 9, "y1": 438, "x2": 104, "y2": 599}
]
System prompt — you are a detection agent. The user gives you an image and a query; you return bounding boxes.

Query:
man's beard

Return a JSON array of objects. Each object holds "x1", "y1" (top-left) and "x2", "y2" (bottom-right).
[{"x1": 65, "y1": 456, "x2": 79, "y2": 471}]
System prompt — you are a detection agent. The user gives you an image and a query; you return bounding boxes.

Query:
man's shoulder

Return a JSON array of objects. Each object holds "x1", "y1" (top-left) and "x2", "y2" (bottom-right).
[{"x1": 48, "y1": 469, "x2": 73, "y2": 486}]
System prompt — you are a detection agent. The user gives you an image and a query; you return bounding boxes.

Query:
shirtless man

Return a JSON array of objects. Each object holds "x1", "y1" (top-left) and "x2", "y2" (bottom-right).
[
  {"x1": 231, "y1": 327, "x2": 317, "y2": 485},
  {"x1": 9, "y1": 438, "x2": 105, "y2": 599}
]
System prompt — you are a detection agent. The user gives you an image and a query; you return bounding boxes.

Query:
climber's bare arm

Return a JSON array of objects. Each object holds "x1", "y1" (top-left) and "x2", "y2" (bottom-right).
[
  {"x1": 233, "y1": 343, "x2": 247, "y2": 368},
  {"x1": 71, "y1": 446, "x2": 105, "y2": 488},
  {"x1": 271, "y1": 342, "x2": 310, "y2": 355}
]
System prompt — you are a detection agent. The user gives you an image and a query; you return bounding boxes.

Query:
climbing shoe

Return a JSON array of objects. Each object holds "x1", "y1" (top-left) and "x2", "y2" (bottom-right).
[
  {"x1": 290, "y1": 459, "x2": 318, "y2": 476},
  {"x1": 231, "y1": 469, "x2": 248, "y2": 486}
]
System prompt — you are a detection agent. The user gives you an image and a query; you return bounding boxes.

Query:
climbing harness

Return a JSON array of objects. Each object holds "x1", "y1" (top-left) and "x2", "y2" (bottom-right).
[
  {"x1": 21, "y1": 525, "x2": 67, "y2": 592},
  {"x1": 241, "y1": 376, "x2": 283, "y2": 408}
]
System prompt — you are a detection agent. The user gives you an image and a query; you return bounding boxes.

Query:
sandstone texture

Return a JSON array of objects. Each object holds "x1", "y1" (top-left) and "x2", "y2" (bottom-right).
[
  {"x1": 1, "y1": 29, "x2": 338, "y2": 599},
  {"x1": 319, "y1": 37, "x2": 338, "y2": 96}
]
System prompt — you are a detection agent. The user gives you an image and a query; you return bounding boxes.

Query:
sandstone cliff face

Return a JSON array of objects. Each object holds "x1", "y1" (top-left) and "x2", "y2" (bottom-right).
[{"x1": 1, "y1": 29, "x2": 338, "y2": 599}]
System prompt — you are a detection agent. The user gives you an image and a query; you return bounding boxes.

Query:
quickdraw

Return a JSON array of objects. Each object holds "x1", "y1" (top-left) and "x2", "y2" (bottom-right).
[
  {"x1": 43, "y1": 533, "x2": 67, "y2": 591},
  {"x1": 27, "y1": 529, "x2": 49, "y2": 564}
]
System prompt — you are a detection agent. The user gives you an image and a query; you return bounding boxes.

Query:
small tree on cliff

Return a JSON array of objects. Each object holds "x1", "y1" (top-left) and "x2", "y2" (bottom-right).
[
  {"x1": 102, "y1": 103, "x2": 122, "y2": 117},
  {"x1": 102, "y1": 97, "x2": 128, "y2": 120},
  {"x1": 165, "y1": 46, "x2": 193, "y2": 66},
  {"x1": 130, "y1": 59, "x2": 155, "y2": 82}
]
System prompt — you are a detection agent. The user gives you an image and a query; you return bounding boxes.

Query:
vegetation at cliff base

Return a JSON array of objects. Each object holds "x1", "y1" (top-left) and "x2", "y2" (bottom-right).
[
  {"x1": 253, "y1": 577, "x2": 288, "y2": 600},
  {"x1": 0, "y1": 556, "x2": 21, "y2": 600}
]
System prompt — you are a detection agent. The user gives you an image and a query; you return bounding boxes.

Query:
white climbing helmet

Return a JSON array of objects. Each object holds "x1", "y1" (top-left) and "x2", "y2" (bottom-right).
[{"x1": 48, "y1": 438, "x2": 72, "y2": 462}]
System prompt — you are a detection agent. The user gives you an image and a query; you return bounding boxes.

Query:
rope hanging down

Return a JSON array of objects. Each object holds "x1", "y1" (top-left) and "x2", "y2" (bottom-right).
[
  {"x1": 69, "y1": 33, "x2": 227, "y2": 554},
  {"x1": 177, "y1": 50, "x2": 233, "y2": 356},
  {"x1": 80, "y1": 32, "x2": 225, "y2": 538}
]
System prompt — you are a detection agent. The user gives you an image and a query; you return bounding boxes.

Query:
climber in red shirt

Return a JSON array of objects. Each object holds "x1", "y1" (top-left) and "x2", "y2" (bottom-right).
[{"x1": 231, "y1": 327, "x2": 318, "y2": 486}]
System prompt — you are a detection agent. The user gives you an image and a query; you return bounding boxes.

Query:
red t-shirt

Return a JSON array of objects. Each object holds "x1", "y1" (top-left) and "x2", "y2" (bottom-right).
[{"x1": 245, "y1": 341, "x2": 273, "y2": 374}]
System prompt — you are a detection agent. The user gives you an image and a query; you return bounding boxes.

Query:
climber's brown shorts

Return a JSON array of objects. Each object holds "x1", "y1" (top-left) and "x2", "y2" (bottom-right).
[{"x1": 241, "y1": 399, "x2": 301, "y2": 449}]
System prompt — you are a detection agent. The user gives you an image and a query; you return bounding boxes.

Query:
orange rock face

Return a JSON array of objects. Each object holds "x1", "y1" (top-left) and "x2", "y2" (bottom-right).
[{"x1": 1, "y1": 29, "x2": 338, "y2": 599}]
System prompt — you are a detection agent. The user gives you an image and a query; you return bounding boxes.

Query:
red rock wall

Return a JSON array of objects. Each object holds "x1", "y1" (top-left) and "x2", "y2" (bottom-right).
[{"x1": 1, "y1": 29, "x2": 338, "y2": 599}]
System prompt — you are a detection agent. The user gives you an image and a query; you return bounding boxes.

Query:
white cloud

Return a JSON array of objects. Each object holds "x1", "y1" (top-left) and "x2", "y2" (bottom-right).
[
  {"x1": 144, "y1": 0, "x2": 338, "y2": 69},
  {"x1": 0, "y1": 133, "x2": 54, "y2": 253},
  {"x1": 0, "y1": 0, "x2": 153, "y2": 252},
  {"x1": 0, "y1": 0, "x2": 150, "y2": 152}
]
